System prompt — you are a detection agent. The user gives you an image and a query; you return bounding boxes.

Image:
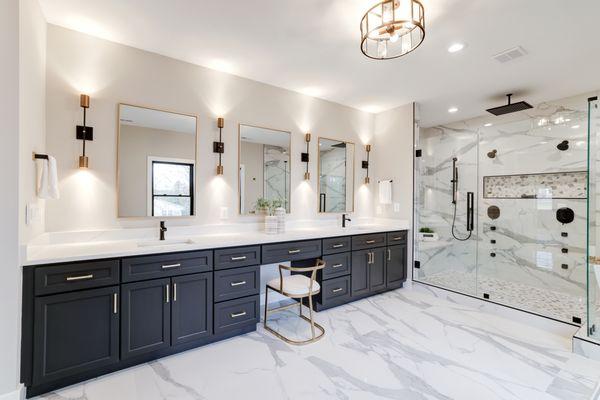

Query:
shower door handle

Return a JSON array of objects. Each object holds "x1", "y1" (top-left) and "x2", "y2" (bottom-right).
[{"x1": 466, "y1": 192, "x2": 474, "y2": 232}]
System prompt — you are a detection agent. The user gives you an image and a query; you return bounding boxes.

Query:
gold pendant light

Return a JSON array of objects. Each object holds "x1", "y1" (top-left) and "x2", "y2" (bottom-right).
[{"x1": 360, "y1": 0, "x2": 425, "y2": 60}]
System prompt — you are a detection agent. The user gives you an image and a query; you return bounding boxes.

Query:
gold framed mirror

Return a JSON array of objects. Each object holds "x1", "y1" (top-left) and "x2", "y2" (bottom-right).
[
  {"x1": 238, "y1": 124, "x2": 291, "y2": 214},
  {"x1": 117, "y1": 103, "x2": 198, "y2": 218},
  {"x1": 318, "y1": 137, "x2": 355, "y2": 213}
]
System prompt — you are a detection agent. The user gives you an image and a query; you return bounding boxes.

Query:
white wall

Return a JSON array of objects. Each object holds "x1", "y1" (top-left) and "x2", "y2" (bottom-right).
[
  {"x1": 1, "y1": 0, "x2": 21, "y2": 397},
  {"x1": 19, "y1": 0, "x2": 46, "y2": 243},
  {"x1": 44, "y1": 25, "x2": 386, "y2": 232},
  {"x1": 373, "y1": 103, "x2": 415, "y2": 281}
]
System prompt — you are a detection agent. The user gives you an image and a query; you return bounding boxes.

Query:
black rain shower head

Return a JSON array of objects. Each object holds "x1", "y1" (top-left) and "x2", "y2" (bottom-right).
[{"x1": 486, "y1": 94, "x2": 533, "y2": 116}]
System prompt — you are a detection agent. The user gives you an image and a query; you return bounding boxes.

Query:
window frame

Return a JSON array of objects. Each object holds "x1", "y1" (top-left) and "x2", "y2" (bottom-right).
[{"x1": 147, "y1": 157, "x2": 195, "y2": 217}]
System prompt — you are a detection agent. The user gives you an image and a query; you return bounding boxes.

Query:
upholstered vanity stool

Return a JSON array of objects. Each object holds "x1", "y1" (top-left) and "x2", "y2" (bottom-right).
[{"x1": 264, "y1": 260, "x2": 326, "y2": 344}]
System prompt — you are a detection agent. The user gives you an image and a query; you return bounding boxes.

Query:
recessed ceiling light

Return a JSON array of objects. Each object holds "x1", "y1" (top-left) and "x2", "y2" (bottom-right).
[
  {"x1": 448, "y1": 107, "x2": 458, "y2": 113},
  {"x1": 484, "y1": 123, "x2": 493, "y2": 127},
  {"x1": 448, "y1": 43, "x2": 465, "y2": 53}
]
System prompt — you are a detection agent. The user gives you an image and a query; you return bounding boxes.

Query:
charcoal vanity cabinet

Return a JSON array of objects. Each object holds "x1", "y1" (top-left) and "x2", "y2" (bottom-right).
[{"x1": 21, "y1": 229, "x2": 408, "y2": 398}]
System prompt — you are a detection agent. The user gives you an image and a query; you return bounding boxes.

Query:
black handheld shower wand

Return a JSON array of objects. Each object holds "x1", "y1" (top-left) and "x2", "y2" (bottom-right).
[{"x1": 450, "y1": 157, "x2": 473, "y2": 241}]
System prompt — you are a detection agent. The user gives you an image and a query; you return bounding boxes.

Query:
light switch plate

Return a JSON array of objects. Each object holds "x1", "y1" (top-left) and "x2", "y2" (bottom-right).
[
  {"x1": 26, "y1": 203, "x2": 39, "y2": 225},
  {"x1": 393, "y1": 202, "x2": 400, "y2": 212}
]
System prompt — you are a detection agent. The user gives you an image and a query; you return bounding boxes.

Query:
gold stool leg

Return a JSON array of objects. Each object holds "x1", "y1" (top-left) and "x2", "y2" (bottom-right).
[
  {"x1": 308, "y1": 295, "x2": 316, "y2": 339},
  {"x1": 263, "y1": 285, "x2": 269, "y2": 327}
]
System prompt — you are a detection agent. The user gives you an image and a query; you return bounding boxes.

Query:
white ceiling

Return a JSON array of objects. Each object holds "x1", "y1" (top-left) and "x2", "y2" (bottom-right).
[
  {"x1": 40, "y1": 0, "x2": 600, "y2": 126},
  {"x1": 240, "y1": 125, "x2": 290, "y2": 148}
]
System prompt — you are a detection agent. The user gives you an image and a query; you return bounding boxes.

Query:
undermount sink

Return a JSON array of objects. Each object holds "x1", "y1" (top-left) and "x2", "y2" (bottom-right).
[{"x1": 137, "y1": 238, "x2": 195, "y2": 247}]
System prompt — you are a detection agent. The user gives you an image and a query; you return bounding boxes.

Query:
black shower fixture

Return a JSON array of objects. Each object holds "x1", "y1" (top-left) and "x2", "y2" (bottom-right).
[
  {"x1": 487, "y1": 149, "x2": 497, "y2": 159},
  {"x1": 486, "y1": 94, "x2": 533, "y2": 116},
  {"x1": 557, "y1": 140, "x2": 569, "y2": 151},
  {"x1": 556, "y1": 207, "x2": 574, "y2": 224},
  {"x1": 487, "y1": 205, "x2": 500, "y2": 220}
]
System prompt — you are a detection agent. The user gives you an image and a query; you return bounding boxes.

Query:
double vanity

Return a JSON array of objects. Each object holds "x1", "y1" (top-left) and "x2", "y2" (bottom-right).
[{"x1": 20, "y1": 224, "x2": 408, "y2": 397}]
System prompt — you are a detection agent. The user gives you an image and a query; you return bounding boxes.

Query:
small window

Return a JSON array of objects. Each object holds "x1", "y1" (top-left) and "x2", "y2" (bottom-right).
[{"x1": 151, "y1": 161, "x2": 194, "y2": 216}]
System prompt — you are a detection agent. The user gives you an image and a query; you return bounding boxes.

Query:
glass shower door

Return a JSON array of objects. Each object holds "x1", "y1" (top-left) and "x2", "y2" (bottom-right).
[
  {"x1": 414, "y1": 124, "x2": 478, "y2": 295},
  {"x1": 588, "y1": 97, "x2": 600, "y2": 338}
]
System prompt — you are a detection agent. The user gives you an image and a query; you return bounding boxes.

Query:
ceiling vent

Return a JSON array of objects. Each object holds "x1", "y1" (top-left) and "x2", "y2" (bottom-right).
[{"x1": 492, "y1": 46, "x2": 527, "y2": 63}]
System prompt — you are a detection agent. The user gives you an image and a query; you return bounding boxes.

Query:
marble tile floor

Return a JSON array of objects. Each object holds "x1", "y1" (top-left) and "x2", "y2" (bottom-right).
[
  {"x1": 37, "y1": 286, "x2": 600, "y2": 400},
  {"x1": 419, "y1": 271, "x2": 586, "y2": 324}
]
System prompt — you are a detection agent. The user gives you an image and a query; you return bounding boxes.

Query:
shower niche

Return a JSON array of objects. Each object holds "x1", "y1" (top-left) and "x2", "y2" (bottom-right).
[{"x1": 414, "y1": 93, "x2": 591, "y2": 324}]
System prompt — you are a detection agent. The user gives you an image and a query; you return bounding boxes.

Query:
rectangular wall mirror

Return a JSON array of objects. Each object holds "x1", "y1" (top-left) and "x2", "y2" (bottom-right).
[
  {"x1": 239, "y1": 124, "x2": 291, "y2": 214},
  {"x1": 117, "y1": 104, "x2": 197, "y2": 218},
  {"x1": 318, "y1": 138, "x2": 355, "y2": 213}
]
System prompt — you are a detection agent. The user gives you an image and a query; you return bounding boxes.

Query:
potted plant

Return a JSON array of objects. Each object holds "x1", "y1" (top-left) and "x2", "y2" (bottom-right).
[{"x1": 418, "y1": 227, "x2": 438, "y2": 241}]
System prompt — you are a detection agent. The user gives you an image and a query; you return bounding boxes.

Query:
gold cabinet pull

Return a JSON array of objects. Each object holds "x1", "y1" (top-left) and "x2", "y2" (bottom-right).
[
  {"x1": 230, "y1": 311, "x2": 247, "y2": 318},
  {"x1": 231, "y1": 256, "x2": 247, "y2": 261},
  {"x1": 113, "y1": 293, "x2": 118, "y2": 314},
  {"x1": 288, "y1": 249, "x2": 301, "y2": 254},
  {"x1": 332, "y1": 263, "x2": 343, "y2": 268},
  {"x1": 230, "y1": 281, "x2": 247, "y2": 287},
  {"x1": 161, "y1": 263, "x2": 181, "y2": 269},
  {"x1": 165, "y1": 284, "x2": 170, "y2": 303},
  {"x1": 66, "y1": 274, "x2": 94, "y2": 281},
  {"x1": 332, "y1": 243, "x2": 344, "y2": 248},
  {"x1": 173, "y1": 283, "x2": 177, "y2": 302},
  {"x1": 392, "y1": 236, "x2": 403, "y2": 241},
  {"x1": 332, "y1": 288, "x2": 343, "y2": 293},
  {"x1": 388, "y1": 249, "x2": 392, "y2": 261},
  {"x1": 366, "y1": 240, "x2": 376, "y2": 244}
]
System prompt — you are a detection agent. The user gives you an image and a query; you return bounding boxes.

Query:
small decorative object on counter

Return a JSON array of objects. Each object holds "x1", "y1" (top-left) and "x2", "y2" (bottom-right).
[
  {"x1": 275, "y1": 206, "x2": 286, "y2": 233},
  {"x1": 265, "y1": 215, "x2": 278, "y2": 235},
  {"x1": 418, "y1": 227, "x2": 438, "y2": 242}
]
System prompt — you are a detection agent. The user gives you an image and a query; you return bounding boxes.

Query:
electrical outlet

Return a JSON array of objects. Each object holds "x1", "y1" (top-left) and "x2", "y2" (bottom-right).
[
  {"x1": 393, "y1": 202, "x2": 400, "y2": 212},
  {"x1": 26, "y1": 203, "x2": 39, "y2": 225}
]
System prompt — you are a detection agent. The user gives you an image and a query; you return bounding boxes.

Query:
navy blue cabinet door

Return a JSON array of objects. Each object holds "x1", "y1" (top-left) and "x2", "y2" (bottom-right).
[
  {"x1": 386, "y1": 245, "x2": 406, "y2": 289},
  {"x1": 121, "y1": 278, "x2": 171, "y2": 359},
  {"x1": 351, "y1": 250, "x2": 370, "y2": 297},
  {"x1": 171, "y1": 272, "x2": 213, "y2": 346},
  {"x1": 33, "y1": 286, "x2": 119, "y2": 385},
  {"x1": 369, "y1": 248, "x2": 387, "y2": 292}
]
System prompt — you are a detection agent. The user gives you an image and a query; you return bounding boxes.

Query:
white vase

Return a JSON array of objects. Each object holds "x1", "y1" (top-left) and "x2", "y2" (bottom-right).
[
  {"x1": 265, "y1": 216, "x2": 278, "y2": 235},
  {"x1": 275, "y1": 207, "x2": 286, "y2": 233}
]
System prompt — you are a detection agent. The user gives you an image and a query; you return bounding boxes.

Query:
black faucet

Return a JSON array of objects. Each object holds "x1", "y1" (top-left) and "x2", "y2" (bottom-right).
[
  {"x1": 159, "y1": 221, "x2": 167, "y2": 241},
  {"x1": 342, "y1": 214, "x2": 351, "y2": 228}
]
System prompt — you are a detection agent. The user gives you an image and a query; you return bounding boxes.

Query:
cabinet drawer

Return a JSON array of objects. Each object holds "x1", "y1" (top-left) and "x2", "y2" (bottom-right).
[
  {"x1": 321, "y1": 276, "x2": 351, "y2": 305},
  {"x1": 322, "y1": 237, "x2": 351, "y2": 255},
  {"x1": 352, "y1": 233, "x2": 387, "y2": 250},
  {"x1": 214, "y1": 246, "x2": 260, "y2": 270},
  {"x1": 214, "y1": 295, "x2": 259, "y2": 335},
  {"x1": 262, "y1": 240, "x2": 322, "y2": 264},
  {"x1": 214, "y1": 265, "x2": 260, "y2": 302},
  {"x1": 34, "y1": 260, "x2": 120, "y2": 296},
  {"x1": 322, "y1": 253, "x2": 351, "y2": 280},
  {"x1": 387, "y1": 231, "x2": 407, "y2": 244},
  {"x1": 122, "y1": 250, "x2": 212, "y2": 283}
]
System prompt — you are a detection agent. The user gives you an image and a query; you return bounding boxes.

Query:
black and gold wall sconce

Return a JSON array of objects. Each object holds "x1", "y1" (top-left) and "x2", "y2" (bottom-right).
[
  {"x1": 214, "y1": 117, "x2": 225, "y2": 175},
  {"x1": 76, "y1": 94, "x2": 93, "y2": 168},
  {"x1": 362, "y1": 144, "x2": 371, "y2": 184},
  {"x1": 302, "y1": 133, "x2": 311, "y2": 180}
]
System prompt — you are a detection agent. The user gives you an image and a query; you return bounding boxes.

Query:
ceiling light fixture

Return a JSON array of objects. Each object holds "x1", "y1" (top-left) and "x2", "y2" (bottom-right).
[
  {"x1": 484, "y1": 123, "x2": 493, "y2": 127},
  {"x1": 448, "y1": 107, "x2": 458, "y2": 113},
  {"x1": 360, "y1": 0, "x2": 425, "y2": 60},
  {"x1": 447, "y1": 43, "x2": 465, "y2": 53}
]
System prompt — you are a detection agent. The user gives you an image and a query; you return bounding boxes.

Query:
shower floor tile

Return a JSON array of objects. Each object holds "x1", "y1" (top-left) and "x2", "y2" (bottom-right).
[
  {"x1": 34, "y1": 286, "x2": 600, "y2": 400},
  {"x1": 418, "y1": 271, "x2": 586, "y2": 324}
]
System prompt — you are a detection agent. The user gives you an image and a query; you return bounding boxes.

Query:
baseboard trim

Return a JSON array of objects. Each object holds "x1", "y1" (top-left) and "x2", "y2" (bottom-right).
[{"x1": 0, "y1": 384, "x2": 25, "y2": 400}]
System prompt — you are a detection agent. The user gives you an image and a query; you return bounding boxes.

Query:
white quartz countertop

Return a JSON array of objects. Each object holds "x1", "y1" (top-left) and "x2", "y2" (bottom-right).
[{"x1": 24, "y1": 221, "x2": 410, "y2": 266}]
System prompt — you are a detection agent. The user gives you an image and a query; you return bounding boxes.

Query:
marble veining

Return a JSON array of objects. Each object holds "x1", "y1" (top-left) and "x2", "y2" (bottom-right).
[{"x1": 36, "y1": 287, "x2": 600, "y2": 400}]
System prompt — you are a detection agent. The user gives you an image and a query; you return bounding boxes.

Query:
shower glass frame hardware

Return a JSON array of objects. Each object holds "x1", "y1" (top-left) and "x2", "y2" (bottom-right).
[
  {"x1": 414, "y1": 92, "x2": 592, "y2": 325},
  {"x1": 586, "y1": 96, "x2": 599, "y2": 339}
]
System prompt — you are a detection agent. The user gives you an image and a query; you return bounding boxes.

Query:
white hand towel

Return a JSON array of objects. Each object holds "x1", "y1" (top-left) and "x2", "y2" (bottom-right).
[
  {"x1": 48, "y1": 156, "x2": 60, "y2": 199},
  {"x1": 379, "y1": 180, "x2": 392, "y2": 205},
  {"x1": 37, "y1": 158, "x2": 49, "y2": 199},
  {"x1": 37, "y1": 156, "x2": 59, "y2": 199}
]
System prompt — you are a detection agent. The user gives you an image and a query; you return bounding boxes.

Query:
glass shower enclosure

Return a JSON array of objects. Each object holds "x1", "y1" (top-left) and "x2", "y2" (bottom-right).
[
  {"x1": 587, "y1": 96, "x2": 600, "y2": 339},
  {"x1": 414, "y1": 94, "x2": 591, "y2": 324}
]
